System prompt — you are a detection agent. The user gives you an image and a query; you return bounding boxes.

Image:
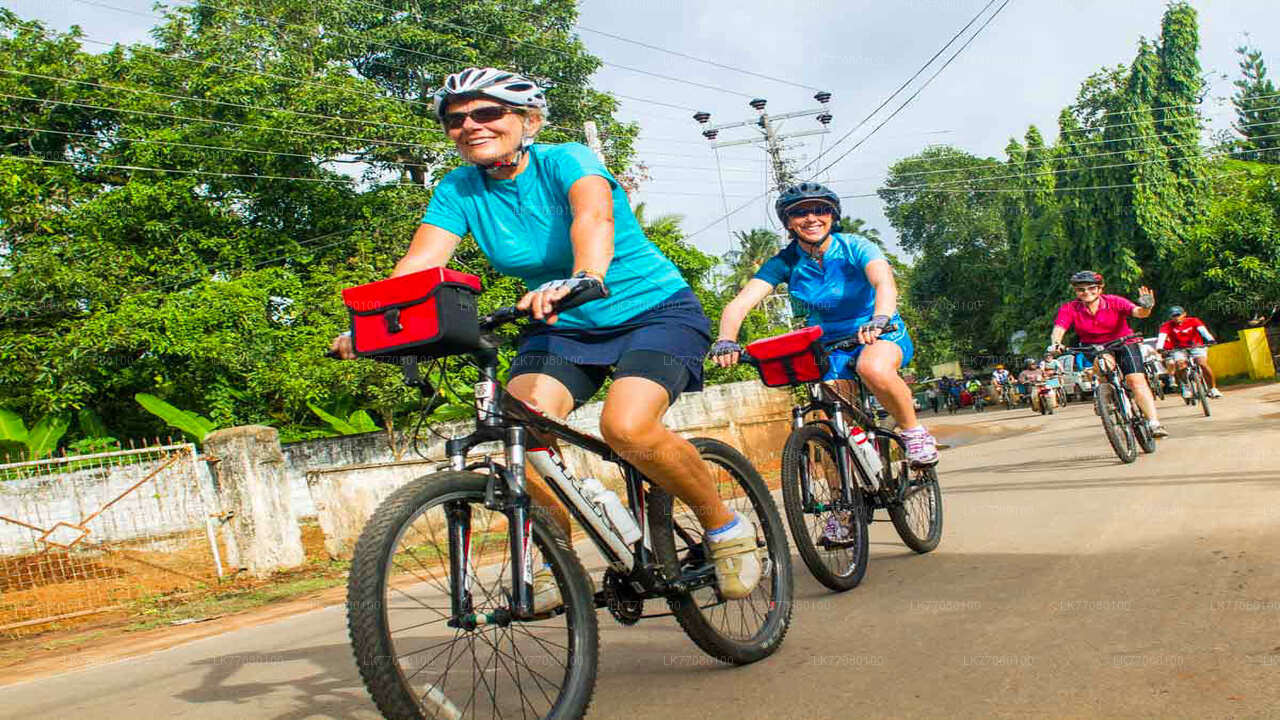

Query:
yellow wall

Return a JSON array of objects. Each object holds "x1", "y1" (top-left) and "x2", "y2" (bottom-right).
[{"x1": 1206, "y1": 327, "x2": 1275, "y2": 379}]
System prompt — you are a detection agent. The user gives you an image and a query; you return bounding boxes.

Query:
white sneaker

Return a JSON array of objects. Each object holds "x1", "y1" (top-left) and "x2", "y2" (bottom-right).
[
  {"x1": 1207, "y1": 388, "x2": 1223, "y2": 399},
  {"x1": 1148, "y1": 420, "x2": 1169, "y2": 438},
  {"x1": 707, "y1": 512, "x2": 763, "y2": 600},
  {"x1": 1181, "y1": 388, "x2": 1193, "y2": 399}
]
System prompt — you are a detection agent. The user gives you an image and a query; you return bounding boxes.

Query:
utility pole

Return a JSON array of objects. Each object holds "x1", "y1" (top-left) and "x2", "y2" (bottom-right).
[
  {"x1": 694, "y1": 93, "x2": 833, "y2": 329},
  {"x1": 694, "y1": 92, "x2": 832, "y2": 192}
]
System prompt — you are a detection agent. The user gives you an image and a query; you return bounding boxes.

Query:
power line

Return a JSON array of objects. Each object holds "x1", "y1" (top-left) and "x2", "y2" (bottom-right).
[
  {"x1": 488, "y1": 0, "x2": 824, "y2": 92},
  {"x1": 807, "y1": 0, "x2": 1013, "y2": 179},
  {"x1": 0, "y1": 153, "x2": 421, "y2": 186},
  {"x1": 825, "y1": 114, "x2": 1280, "y2": 186},
  {"x1": 796, "y1": 0, "x2": 1001, "y2": 175},
  {"x1": 840, "y1": 167, "x2": 1251, "y2": 198},
  {"x1": 341, "y1": 0, "x2": 758, "y2": 99}
]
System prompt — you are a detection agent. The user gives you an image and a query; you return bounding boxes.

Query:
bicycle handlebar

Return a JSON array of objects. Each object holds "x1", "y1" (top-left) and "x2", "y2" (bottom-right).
[
  {"x1": 1063, "y1": 334, "x2": 1144, "y2": 355},
  {"x1": 732, "y1": 324, "x2": 899, "y2": 366},
  {"x1": 479, "y1": 281, "x2": 608, "y2": 331}
]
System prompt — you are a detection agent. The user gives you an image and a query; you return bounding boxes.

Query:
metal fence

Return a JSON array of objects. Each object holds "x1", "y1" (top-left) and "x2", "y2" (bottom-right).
[{"x1": 0, "y1": 443, "x2": 223, "y2": 636}]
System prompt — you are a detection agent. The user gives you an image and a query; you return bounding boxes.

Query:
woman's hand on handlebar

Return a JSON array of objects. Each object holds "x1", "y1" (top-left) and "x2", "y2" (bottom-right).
[
  {"x1": 330, "y1": 332, "x2": 355, "y2": 360},
  {"x1": 518, "y1": 273, "x2": 607, "y2": 324},
  {"x1": 856, "y1": 314, "x2": 892, "y2": 346},
  {"x1": 710, "y1": 339, "x2": 744, "y2": 368}
]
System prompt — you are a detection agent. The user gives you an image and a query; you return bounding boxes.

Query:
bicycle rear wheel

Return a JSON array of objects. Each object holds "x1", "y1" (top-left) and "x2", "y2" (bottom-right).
[
  {"x1": 780, "y1": 424, "x2": 868, "y2": 592},
  {"x1": 882, "y1": 442, "x2": 943, "y2": 553},
  {"x1": 347, "y1": 472, "x2": 598, "y2": 720},
  {"x1": 646, "y1": 437, "x2": 793, "y2": 665},
  {"x1": 1095, "y1": 383, "x2": 1137, "y2": 463},
  {"x1": 1134, "y1": 414, "x2": 1157, "y2": 454}
]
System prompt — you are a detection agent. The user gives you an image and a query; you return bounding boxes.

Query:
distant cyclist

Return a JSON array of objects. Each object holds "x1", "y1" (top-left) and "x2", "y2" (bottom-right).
[
  {"x1": 713, "y1": 182, "x2": 940, "y2": 467},
  {"x1": 1158, "y1": 305, "x2": 1223, "y2": 399},
  {"x1": 1048, "y1": 270, "x2": 1167, "y2": 437},
  {"x1": 991, "y1": 364, "x2": 1011, "y2": 388}
]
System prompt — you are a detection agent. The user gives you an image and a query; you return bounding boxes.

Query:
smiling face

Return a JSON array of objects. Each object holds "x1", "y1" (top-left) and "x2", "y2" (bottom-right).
[
  {"x1": 443, "y1": 97, "x2": 542, "y2": 167},
  {"x1": 784, "y1": 201, "x2": 835, "y2": 245},
  {"x1": 1072, "y1": 282, "x2": 1103, "y2": 303}
]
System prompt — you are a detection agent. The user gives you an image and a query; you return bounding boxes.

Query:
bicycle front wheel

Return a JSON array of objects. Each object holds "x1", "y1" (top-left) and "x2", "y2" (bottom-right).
[
  {"x1": 1095, "y1": 383, "x2": 1137, "y2": 463},
  {"x1": 647, "y1": 437, "x2": 793, "y2": 665},
  {"x1": 347, "y1": 471, "x2": 598, "y2": 720},
  {"x1": 1197, "y1": 375, "x2": 1211, "y2": 417},
  {"x1": 780, "y1": 424, "x2": 869, "y2": 592}
]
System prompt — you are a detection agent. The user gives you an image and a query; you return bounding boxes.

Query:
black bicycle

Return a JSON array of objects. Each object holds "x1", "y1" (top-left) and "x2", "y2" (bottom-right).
[
  {"x1": 345, "y1": 290, "x2": 793, "y2": 720},
  {"x1": 1165, "y1": 347, "x2": 1213, "y2": 417},
  {"x1": 1065, "y1": 335, "x2": 1156, "y2": 464},
  {"x1": 1144, "y1": 357, "x2": 1167, "y2": 402},
  {"x1": 972, "y1": 387, "x2": 986, "y2": 413},
  {"x1": 742, "y1": 330, "x2": 943, "y2": 592}
]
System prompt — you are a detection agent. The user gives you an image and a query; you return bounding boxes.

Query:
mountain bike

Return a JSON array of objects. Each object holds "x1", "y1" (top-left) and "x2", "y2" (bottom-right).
[
  {"x1": 1065, "y1": 335, "x2": 1156, "y2": 464},
  {"x1": 1166, "y1": 346, "x2": 1214, "y2": 417},
  {"x1": 997, "y1": 383, "x2": 1015, "y2": 410},
  {"x1": 1144, "y1": 358, "x2": 1166, "y2": 402},
  {"x1": 972, "y1": 388, "x2": 986, "y2": 413},
  {"x1": 344, "y1": 288, "x2": 793, "y2": 720},
  {"x1": 741, "y1": 327, "x2": 943, "y2": 592}
]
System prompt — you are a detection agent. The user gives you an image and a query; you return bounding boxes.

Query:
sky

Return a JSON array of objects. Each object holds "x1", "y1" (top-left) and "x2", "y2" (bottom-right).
[{"x1": 9, "y1": 0, "x2": 1280, "y2": 259}]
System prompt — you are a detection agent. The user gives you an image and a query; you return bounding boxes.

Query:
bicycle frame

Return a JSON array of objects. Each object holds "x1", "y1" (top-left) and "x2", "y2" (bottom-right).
[{"x1": 425, "y1": 345, "x2": 709, "y2": 625}]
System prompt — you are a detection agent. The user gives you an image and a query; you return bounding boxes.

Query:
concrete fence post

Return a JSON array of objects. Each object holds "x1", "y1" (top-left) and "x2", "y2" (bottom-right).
[{"x1": 204, "y1": 425, "x2": 305, "y2": 576}]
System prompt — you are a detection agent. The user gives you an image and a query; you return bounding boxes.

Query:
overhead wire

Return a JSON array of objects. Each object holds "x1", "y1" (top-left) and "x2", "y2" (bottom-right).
[
  {"x1": 806, "y1": 0, "x2": 1014, "y2": 179},
  {"x1": 839, "y1": 166, "x2": 1256, "y2": 198},
  {"x1": 0, "y1": 153, "x2": 421, "y2": 186}
]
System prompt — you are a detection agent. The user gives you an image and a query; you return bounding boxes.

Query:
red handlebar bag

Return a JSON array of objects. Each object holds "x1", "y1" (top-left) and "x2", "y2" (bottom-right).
[
  {"x1": 745, "y1": 326, "x2": 828, "y2": 387},
  {"x1": 341, "y1": 268, "x2": 483, "y2": 358}
]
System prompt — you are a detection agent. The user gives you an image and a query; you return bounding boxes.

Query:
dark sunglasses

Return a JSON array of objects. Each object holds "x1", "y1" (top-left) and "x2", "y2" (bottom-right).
[
  {"x1": 442, "y1": 105, "x2": 521, "y2": 130},
  {"x1": 785, "y1": 205, "x2": 835, "y2": 219},
  {"x1": 1072, "y1": 284, "x2": 1101, "y2": 293}
]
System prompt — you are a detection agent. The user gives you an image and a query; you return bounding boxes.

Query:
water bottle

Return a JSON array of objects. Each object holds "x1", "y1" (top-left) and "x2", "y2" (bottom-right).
[
  {"x1": 848, "y1": 426, "x2": 882, "y2": 490},
  {"x1": 579, "y1": 477, "x2": 643, "y2": 544}
]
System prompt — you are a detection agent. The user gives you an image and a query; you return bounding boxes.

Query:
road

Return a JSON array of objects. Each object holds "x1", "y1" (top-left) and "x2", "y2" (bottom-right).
[{"x1": 2, "y1": 383, "x2": 1278, "y2": 719}]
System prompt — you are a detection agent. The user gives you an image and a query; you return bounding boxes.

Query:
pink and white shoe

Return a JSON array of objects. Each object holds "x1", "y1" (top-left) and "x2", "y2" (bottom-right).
[{"x1": 900, "y1": 426, "x2": 940, "y2": 467}]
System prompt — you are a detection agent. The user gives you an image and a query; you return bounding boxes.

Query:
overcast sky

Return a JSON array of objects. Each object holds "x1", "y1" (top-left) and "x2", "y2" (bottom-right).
[{"x1": 10, "y1": 0, "x2": 1280, "y2": 258}]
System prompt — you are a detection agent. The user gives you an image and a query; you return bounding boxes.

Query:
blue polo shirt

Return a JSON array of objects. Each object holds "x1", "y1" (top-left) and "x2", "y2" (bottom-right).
[
  {"x1": 754, "y1": 233, "x2": 899, "y2": 339},
  {"x1": 421, "y1": 142, "x2": 689, "y2": 329}
]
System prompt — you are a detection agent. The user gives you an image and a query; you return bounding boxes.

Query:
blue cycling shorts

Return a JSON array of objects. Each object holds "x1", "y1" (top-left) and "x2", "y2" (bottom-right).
[{"x1": 822, "y1": 324, "x2": 915, "y2": 381}]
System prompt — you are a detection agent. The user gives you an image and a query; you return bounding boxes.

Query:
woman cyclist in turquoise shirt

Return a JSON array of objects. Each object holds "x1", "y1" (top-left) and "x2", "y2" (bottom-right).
[
  {"x1": 332, "y1": 68, "x2": 761, "y2": 606},
  {"x1": 712, "y1": 182, "x2": 940, "y2": 468}
]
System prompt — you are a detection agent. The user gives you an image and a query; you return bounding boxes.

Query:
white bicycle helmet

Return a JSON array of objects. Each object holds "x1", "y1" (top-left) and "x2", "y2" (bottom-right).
[{"x1": 432, "y1": 67, "x2": 550, "y2": 124}]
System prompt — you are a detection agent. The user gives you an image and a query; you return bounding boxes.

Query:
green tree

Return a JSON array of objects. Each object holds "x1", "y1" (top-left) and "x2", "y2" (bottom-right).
[
  {"x1": 1231, "y1": 44, "x2": 1280, "y2": 163},
  {"x1": 722, "y1": 228, "x2": 782, "y2": 293}
]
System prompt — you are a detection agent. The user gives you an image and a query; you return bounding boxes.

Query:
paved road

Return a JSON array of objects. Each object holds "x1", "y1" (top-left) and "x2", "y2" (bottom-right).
[{"x1": 3, "y1": 384, "x2": 1278, "y2": 719}]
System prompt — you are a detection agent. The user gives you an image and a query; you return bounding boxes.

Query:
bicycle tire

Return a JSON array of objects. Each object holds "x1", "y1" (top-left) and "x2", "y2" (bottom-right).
[
  {"x1": 1095, "y1": 383, "x2": 1137, "y2": 463},
  {"x1": 348, "y1": 471, "x2": 598, "y2": 720},
  {"x1": 779, "y1": 424, "x2": 868, "y2": 592},
  {"x1": 1134, "y1": 414, "x2": 1157, "y2": 454},
  {"x1": 1149, "y1": 369, "x2": 1165, "y2": 401},
  {"x1": 646, "y1": 437, "x2": 793, "y2": 665},
  {"x1": 1197, "y1": 375, "x2": 1211, "y2": 417}
]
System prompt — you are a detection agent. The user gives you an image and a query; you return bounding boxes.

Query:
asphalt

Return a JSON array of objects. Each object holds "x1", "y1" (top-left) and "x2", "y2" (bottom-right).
[{"x1": 1, "y1": 383, "x2": 1278, "y2": 720}]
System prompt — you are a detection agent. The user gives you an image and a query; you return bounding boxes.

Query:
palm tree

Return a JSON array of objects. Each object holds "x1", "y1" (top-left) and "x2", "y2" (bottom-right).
[
  {"x1": 722, "y1": 228, "x2": 782, "y2": 293},
  {"x1": 840, "y1": 216, "x2": 884, "y2": 248}
]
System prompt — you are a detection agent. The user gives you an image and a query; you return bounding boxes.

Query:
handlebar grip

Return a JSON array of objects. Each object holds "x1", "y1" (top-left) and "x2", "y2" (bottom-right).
[{"x1": 550, "y1": 281, "x2": 608, "y2": 314}]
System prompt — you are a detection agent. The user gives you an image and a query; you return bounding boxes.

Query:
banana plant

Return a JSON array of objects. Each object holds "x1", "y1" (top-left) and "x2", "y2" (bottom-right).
[
  {"x1": 0, "y1": 408, "x2": 72, "y2": 460},
  {"x1": 134, "y1": 393, "x2": 218, "y2": 443},
  {"x1": 308, "y1": 403, "x2": 380, "y2": 435}
]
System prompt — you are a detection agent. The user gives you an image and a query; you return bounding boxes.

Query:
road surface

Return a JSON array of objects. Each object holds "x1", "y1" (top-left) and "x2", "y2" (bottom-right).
[{"x1": 2, "y1": 383, "x2": 1278, "y2": 719}]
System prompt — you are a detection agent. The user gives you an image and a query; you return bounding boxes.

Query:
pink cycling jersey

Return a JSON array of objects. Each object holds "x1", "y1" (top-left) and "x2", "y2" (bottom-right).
[{"x1": 1054, "y1": 294, "x2": 1137, "y2": 344}]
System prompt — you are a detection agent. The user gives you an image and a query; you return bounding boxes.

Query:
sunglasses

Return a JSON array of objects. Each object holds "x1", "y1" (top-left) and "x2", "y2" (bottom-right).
[
  {"x1": 1072, "y1": 285, "x2": 1101, "y2": 293},
  {"x1": 442, "y1": 105, "x2": 521, "y2": 130},
  {"x1": 785, "y1": 205, "x2": 835, "y2": 219}
]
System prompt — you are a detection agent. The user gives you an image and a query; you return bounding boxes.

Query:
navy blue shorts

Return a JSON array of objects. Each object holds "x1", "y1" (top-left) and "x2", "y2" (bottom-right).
[{"x1": 510, "y1": 288, "x2": 711, "y2": 407}]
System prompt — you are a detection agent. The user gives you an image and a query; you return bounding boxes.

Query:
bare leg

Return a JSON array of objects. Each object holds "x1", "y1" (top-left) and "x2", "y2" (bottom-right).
[
  {"x1": 1125, "y1": 372, "x2": 1159, "y2": 423},
  {"x1": 1197, "y1": 355, "x2": 1217, "y2": 388},
  {"x1": 855, "y1": 341, "x2": 918, "y2": 428},
  {"x1": 599, "y1": 377, "x2": 735, "y2": 531}
]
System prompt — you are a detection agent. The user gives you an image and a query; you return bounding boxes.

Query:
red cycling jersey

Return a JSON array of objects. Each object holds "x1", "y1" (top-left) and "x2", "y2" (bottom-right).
[{"x1": 1158, "y1": 317, "x2": 1210, "y2": 349}]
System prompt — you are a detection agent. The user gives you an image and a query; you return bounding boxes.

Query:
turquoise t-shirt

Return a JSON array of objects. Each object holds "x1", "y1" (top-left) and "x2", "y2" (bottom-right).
[
  {"x1": 420, "y1": 143, "x2": 689, "y2": 329},
  {"x1": 754, "y1": 232, "x2": 899, "y2": 339}
]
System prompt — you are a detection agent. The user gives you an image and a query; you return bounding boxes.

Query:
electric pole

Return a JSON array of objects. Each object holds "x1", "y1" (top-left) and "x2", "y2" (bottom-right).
[{"x1": 693, "y1": 92, "x2": 833, "y2": 192}]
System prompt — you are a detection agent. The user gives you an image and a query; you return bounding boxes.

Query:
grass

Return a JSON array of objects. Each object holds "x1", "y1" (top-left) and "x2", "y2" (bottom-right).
[
  {"x1": 125, "y1": 572, "x2": 347, "y2": 632},
  {"x1": 1217, "y1": 373, "x2": 1279, "y2": 387}
]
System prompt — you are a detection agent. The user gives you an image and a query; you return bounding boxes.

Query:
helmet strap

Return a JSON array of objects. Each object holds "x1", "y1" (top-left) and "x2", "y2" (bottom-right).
[{"x1": 479, "y1": 121, "x2": 535, "y2": 175}]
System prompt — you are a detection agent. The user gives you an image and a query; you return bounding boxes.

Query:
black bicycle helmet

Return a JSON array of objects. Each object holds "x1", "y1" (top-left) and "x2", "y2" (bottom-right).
[
  {"x1": 1069, "y1": 270, "x2": 1104, "y2": 285},
  {"x1": 775, "y1": 182, "x2": 841, "y2": 224},
  {"x1": 1167, "y1": 305, "x2": 1186, "y2": 318}
]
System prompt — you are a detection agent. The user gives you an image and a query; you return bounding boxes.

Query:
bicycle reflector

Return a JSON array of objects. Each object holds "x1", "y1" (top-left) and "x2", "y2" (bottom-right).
[
  {"x1": 342, "y1": 268, "x2": 483, "y2": 358},
  {"x1": 745, "y1": 325, "x2": 828, "y2": 387}
]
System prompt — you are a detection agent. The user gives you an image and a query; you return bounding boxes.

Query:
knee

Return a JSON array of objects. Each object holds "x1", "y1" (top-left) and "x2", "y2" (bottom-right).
[
  {"x1": 856, "y1": 357, "x2": 896, "y2": 387},
  {"x1": 600, "y1": 410, "x2": 661, "y2": 450}
]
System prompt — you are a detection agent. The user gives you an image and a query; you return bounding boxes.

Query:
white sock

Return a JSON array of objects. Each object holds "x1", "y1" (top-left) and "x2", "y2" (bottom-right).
[{"x1": 707, "y1": 512, "x2": 749, "y2": 541}]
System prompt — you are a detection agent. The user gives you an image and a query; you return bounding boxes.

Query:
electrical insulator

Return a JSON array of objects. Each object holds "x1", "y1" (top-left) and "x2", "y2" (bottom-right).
[
  {"x1": 817, "y1": 113, "x2": 833, "y2": 125},
  {"x1": 814, "y1": 91, "x2": 832, "y2": 104},
  {"x1": 693, "y1": 111, "x2": 711, "y2": 124},
  {"x1": 749, "y1": 98, "x2": 767, "y2": 111},
  {"x1": 702, "y1": 129, "x2": 719, "y2": 140}
]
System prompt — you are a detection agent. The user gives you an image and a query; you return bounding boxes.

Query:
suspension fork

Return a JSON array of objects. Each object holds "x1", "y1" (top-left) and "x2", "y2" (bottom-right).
[
  {"x1": 446, "y1": 500, "x2": 474, "y2": 622},
  {"x1": 503, "y1": 426, "x2": 535, "y2": 618}
]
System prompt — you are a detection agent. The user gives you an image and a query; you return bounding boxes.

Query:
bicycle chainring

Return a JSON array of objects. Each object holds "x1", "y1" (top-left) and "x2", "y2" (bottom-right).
[{"x1": 602, "y1": 569, "x2": 645, "y2": 626}]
